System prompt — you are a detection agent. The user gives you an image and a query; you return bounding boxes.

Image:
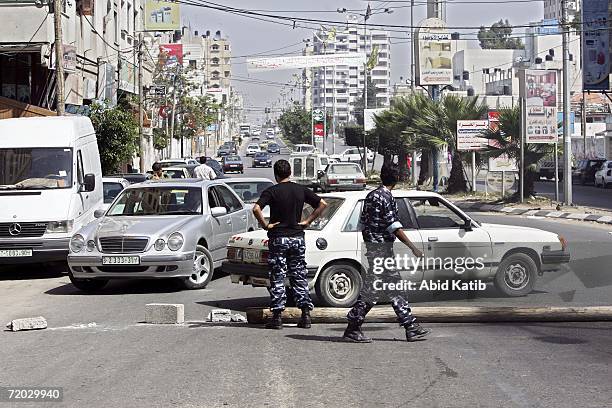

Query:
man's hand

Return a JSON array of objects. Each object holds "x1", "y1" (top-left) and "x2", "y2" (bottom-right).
[
  {"x1": 299, "y1": 199, "x2": 327, "y2": 228},
  {"x1": 266, "y1": 222, "x2": 280, "y2": 230},
  {"x1": 411, "y1": 247, "x2": 424, "y2": 258},
  {"x1": 395, "y1": 228, "x2": 424, "y2": 258}
]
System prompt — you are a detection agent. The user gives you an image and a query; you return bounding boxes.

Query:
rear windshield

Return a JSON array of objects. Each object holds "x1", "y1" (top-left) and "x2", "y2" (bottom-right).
[
  {"x1": 329, "y1": 164, "x2": 360, "y2": 174},
  {"x1": 301, "y1": 198, "x2": 343, "y2": 230},
  {"x1": 225, "y1": 156, "x2": 241, "y2": 161}
]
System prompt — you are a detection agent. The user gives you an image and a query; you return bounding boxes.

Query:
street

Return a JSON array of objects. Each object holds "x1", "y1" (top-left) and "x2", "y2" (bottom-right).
[{"x1": 2, "y1": 140, "x2": 612, "y2": 407}]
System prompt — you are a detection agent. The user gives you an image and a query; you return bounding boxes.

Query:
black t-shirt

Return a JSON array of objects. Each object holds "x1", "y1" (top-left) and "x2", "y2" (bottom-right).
[{"x1": 256, "y1": 182, "x2": 321, "y2": 238}]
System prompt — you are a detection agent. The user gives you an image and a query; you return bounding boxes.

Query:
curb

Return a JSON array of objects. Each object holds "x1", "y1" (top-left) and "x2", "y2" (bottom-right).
[
  {"x1": 246, "y1": 306, "x2": 612, "y2": 324},
  {"x1": 456, "y1": 202, "x2": 612, "y2": 225}
]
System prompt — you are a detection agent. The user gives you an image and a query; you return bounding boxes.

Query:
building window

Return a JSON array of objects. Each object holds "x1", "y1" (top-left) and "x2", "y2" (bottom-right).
[
  {"x1": 189, "y1": 60, "x2": 197, "y2": 68},
  {"x1": 224, "y1": 71, "x2": 230, "y2": 77},
  {"x1": 211, "y1": 44, "x2": 219, "y2": 51},
  {"x1": 212, "y1": 57, "x2": 219, "y2": 65},
  {"x1": 224, "y1": 44, "x2": 230, "y2": 51}
]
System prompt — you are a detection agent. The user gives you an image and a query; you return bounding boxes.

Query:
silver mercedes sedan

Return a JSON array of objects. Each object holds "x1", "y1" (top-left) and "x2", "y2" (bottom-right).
[{"x1": 67, "y1": 179, "x2": 258, "y2": 291}]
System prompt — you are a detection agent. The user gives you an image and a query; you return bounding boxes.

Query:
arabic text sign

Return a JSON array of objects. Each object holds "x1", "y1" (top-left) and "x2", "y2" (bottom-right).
[
  {"x1": 247, "y1": 53, "x2": 366, "y2": 71},
  {"x1": 457, "y1": 120, "x2": 489, "y2": 151},
  {"x1": 417, "y1": 20, "x2": 453, "y2": 86},
  {"x1": 144, "y1": 0, "x2": 180, "y2": 31},
  {"x1": 520, "y1": 69, "x2": 558, "y2": 143},
  {"x1": 581, "y1": 0, "x2": 610, "y2": 91},
  {"x1": 489, "y1": 154, "x2": 518, "y2": 172}
]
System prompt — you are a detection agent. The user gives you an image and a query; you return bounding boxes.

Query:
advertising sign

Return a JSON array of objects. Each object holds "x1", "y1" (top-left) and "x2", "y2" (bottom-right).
[
  {"x1": 159, "y1": 44, "x2": 183, "y2": 66},
  {"x1": 520, "y1": 70, "x2": 558, "y2": 143},
  {"x1": 144, "y1": 0, "x2": 180, "y2": 31},
  {"x1": 119, "y1": 58, "x2": 137, "y2": 93},
  {"x1": 582, "y1": 0, "x2": 610, "y2": 91},
  {"x1": 557, "y1": 111, "x2": 575, "y2": 137},
  {"x1": 489, "y1": 154, "x2": 518, "y2": 172},
  {"x1": 50, "y1": 44, "x2": 77, "y2": 73},
  {"x1": 415, "y1": 18, "x2": 453, "y2": 86},
  {"x1": 247, "y1": 53, "x2": 366, "y2": 72},
  {"x1": 457, "y1": 120, "x2": 489, "y2": 151},
  {"x1": 149, "y1": 85, "x2": 166, "y2": 96}
]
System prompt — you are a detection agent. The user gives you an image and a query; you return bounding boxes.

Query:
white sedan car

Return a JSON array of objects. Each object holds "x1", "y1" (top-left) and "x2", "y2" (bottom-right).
[
  {"x1": 329, "y1": 148, "x2": 374, "y2": 164},
  {"x1": 246, "y1": 144, "x2": 261, "y2": 157},
  {"x1": 594, "y1": 160, "x2": 612, "y2": 188},
  {"x1": 222, "y1": 190, "x2": 570, "y2": 307}
]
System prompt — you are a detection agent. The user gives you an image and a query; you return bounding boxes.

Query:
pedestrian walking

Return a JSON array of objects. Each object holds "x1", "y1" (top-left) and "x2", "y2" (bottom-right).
[
  {"x1": 343, "y1": 164, "x2": 430, "y2": 343},
  {"x1": 252, "y1": 159, "x2": 327, "y2": 329},
  {"x1": 194, "y1": 156, "x2": 217, "y2": 180}
]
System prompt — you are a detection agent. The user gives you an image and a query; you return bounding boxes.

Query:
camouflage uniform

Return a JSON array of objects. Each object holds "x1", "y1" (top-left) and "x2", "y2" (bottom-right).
[
  {"x1": 268, "y1": 236, "x2": 313, "y2": 312},
  {"x1": 347, "y1": 186, "x2": 415, "y2": 326}
]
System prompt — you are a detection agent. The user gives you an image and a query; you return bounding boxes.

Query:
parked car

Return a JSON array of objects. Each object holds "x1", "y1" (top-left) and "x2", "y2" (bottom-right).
[
  {"x1": 594, "y1": 160, "x2": 612, "y2": 188},
  {"x1": 289, "y1": 152, "x2": 330, "y2": 191},
  {"x1": 252, "y1": 152, "x2": 272, "y2": 168},
  {"x1": 0, "y1": 116, "x2": 103, "y2": 265},
  {"x1": 329, "y1": 147, "x2": 374, "y2": 164},
  {"x1": 267, "y1": 142, "x2": 281, "y2": 154},
  {"x1": 67, "y1": 179, "x2": 258, "y2": 292},
  {"x1": 102, "y1": 177, "x2": 130, "y2": 210},
  {"x1": 109, "y1": 173, "x2": 149, "y2": 184},
  {"x1": 222, "y1": 190, "x2": 570, "y2": 307},
  {"x1": 246, "y1": 143, "x2": 261, "y2": 157},
  {"x1": 319, "y1": 163, "x2": 366, "y2": 192},
  {"x1": 572, "y1": 158, "x2": 607, "y2": 185},
  {"x1": 160, "y1": 158, "x2": 199, "y2": 166},
  {"x1": 221, "y1": 155, "x2": 244, "y2": 174}
]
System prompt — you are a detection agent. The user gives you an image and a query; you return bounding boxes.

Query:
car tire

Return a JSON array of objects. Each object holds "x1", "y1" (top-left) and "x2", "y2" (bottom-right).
[
  {"x1": 68, "y1": 272, "x2": 108, "y2": 292},
  {"x1": 315, "y1": 263, "x2": 362, "y2": 307},
  {"x1": 182, "y1": 244, "x2": 214, "y2": 290},
  {"x1": 494, "y1": 252, "x2": 537, "y2": 297}
]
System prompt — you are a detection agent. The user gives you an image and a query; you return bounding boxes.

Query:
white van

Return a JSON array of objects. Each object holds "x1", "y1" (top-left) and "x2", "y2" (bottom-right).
[
  {"x1": 0, "y1": 116, "x2": 103, "y2": 264},
  {"x1": 289, "y1": 152, "x2": 329, "y2": 191}
]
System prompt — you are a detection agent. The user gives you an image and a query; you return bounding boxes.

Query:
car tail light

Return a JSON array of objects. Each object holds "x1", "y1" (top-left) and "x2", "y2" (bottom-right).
[
  {"x1": 261, "y1": 250, "x2": 270, "y2": 263},
  {"x1": 355, "y1": 178, "x2": 366, "y2": 183},
  {"x1": 329, "y1": 179, "x2": 338, "y2": 184},
  {"x1": 227, "y1": 247, "x2": 237, "y2": 260}
]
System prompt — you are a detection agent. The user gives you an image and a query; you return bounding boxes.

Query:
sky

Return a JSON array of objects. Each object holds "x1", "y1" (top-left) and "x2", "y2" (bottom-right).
[{"x1": 180, "y1": 0, "x2": 544, "y2": 121}]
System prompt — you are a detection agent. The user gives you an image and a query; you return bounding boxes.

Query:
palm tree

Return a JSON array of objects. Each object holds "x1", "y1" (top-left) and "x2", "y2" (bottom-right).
[
  {"x1": 412, "y1": 95, "x2": 488, "y2": 194},
  {"x1": 483, "y1": 105, "x2": 555, "y2": 199}
]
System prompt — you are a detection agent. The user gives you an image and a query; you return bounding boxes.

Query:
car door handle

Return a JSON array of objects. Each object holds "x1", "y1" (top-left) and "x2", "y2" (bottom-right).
[
  {"x1": 241, "y1": 215, "x2": 247, "y2": 220},
  {"x1": 226, "y1": 219, "x2": 232, "y2": 224},
  {"x1": 428, "y1": 237, "x2": 438, "y2": 242}
]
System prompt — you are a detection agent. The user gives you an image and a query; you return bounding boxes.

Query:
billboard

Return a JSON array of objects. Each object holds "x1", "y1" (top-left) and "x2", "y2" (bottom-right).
[
  {"x1": 246, "y1": 53, "x2": 366, "y2": 72},
  {"x1": 158, "y1": 44, "x2": 183, "y2": 67},
  {"x1": 520, "y1": 70, "x2": 558, "y2": 144},
  {"x1": 582, "y1": 0, "x2": 610, "y2": 91},
  {"x1": 415, "y1": 18, "x2": 453, "y2": 86},
  {"x1": 489, "y1": 154, "x2": 518, "y2": 172},
  {"x1": 144, "y1": 0, "x2": 180, "y2": 31},
  {"x1": 457, "y1": 120, "x2": 489, "y2": 151},
  {"x1": 119, "y1": 58, "x2": 137, "y2": 93}
]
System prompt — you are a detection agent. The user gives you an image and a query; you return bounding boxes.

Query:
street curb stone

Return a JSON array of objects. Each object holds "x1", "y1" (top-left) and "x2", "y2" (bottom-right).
[
  {"x1": 145, "y1": 304, "x2": 184, "y2": 324},
  {"x1": 6, "y1": 317, "x2": 47, "y2": 332},
  {"x1": 456, "y1": 202, "x2": 612, "y2": 225}
]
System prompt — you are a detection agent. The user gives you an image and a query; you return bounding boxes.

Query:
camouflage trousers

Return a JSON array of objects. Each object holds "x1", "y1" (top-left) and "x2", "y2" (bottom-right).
[
  {"x1": 347, "y1": 242, "x2": 415, "y2": 326},
  {"x1": 267, "y1": 236, "x2": 314, "y2": 312}
]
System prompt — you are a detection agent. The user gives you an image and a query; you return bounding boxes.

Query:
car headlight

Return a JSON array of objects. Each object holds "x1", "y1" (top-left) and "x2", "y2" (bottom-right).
[
  {"x1": 154, "y1": 238, "x2": 166, "y2": 251},
  {"x1": 167, "y1": 233, "x2": 184, "y2": 251},
  {"x1": 70, "y1": 234, "x2": 85, "y2": 253},
  {"x1": 47, "y1": 220, "x2": 73, "y2": 234},
  {"x1": 86, "y1": 240, "x2": 96, "y2": 252}
]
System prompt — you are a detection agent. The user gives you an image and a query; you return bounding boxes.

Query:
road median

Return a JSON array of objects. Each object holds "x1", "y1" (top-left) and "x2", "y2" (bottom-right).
[{"x1": 247, "y1": 306, "x2": 612, "y2": 324}]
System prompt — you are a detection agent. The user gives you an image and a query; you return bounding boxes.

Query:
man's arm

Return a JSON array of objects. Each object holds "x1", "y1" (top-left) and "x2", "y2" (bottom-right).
[
  {"x1": 299, "y1": 199, "x2": 327, "y2": 227},
  {"x1": 394, "y1": 228, "x2": 424, "y2": 258},
  {"x1": 252, "y1": 204, "x2": 278, "y2": 230}
]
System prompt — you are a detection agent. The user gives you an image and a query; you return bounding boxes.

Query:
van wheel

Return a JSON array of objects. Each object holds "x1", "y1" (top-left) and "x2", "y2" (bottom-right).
[
  {"x1": 182, "y1": 245, "x2": 214, "y2": 289},
  {"x1": 494, "y1": 253, "x2": 537, "y2": 297},
  {"x1": 68, "y1": 272, "x2": 108, "y2": 292},
  {"x1": 315, "y1": 263, "x2": 362, "y2": 307}
]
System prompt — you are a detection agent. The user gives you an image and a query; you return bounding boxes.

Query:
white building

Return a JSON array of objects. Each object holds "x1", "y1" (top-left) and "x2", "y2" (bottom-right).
[
  {"x1": 311, "y1": 15, "x2": 391, "y2": 125},
  {"x1": 543, "y1": 0, "x2": 580, "y2": 21}
]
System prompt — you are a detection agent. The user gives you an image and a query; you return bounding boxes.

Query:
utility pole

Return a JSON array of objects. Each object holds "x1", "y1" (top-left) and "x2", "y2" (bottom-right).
[
  {"x1": 138, "y1": 33, "x2": 145, "y2": 173},
  {"x1": 362, "y1": 20, "x2": 368, "y2": 176},
  {"x1": 581, "y1": 90, "x2": 587, "y2": 158},
  {"x1": 561, "y1": 0, "x2": 572, "y2": 205},
  {"x1": 410, "y1": 0, "x2": 417, "y2": 186},
  {"x1": 53, "y1": 0, "x2": 65, "y2": 115}
]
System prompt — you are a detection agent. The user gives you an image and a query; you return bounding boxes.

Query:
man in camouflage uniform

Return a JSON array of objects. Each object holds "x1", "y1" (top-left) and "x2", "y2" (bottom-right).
[
  {"x1": 343, "y1": 164, "x2": 430, "y2": 343},
  {"x1": 253, "y1": 159, "x2": 327, "y2": 329}
]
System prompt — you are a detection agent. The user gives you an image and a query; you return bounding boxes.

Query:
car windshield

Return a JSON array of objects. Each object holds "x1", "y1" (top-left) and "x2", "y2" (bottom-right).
[
  {"x1": 301, "y1": 197, "x2": 343, "y2": 230},
  {"x1": 225, "y1": 180, "x2": 273, "y2": 203},
  {"x1": 103, "y1": 182, "x2": 125, "y2": 204},
  {"x1": 107, "y1": 187, "x2": 203, "y2": 216},
  {"x1": 0, "y1": 147, "x2": 73, "y2": 190},
  {"x1": 329, "y1": 164, "x2": 360, "y2": 174},
  {"x1": 248, "y1": 144, "x2": 259, "y2": 149},
  {"x1": 269, "y1": 143, "x2": 278, "y2": 148}
]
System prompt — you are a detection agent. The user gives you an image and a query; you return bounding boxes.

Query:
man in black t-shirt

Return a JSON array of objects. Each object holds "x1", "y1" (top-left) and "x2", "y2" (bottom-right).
[{"x1": 253, "y1": 159, "x2": 327, "y2": 329}]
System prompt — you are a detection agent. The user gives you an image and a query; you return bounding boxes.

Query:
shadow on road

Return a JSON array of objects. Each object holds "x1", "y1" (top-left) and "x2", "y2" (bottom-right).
[
  {"x1": 44, "y1": 279, "x2": 185, "y2": 296},
  {"x1": 285, "y1": 334, "x2": 404, "y2": 343},
  {"x1": 196, "y1": 295, "x2": 270, "y2": 311},
  {"x1": 0, "y1": 262, "x2": 68, "y2": 280}
]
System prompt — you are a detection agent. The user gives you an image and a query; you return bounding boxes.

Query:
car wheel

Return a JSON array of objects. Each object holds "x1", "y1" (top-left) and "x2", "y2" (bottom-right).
[
  {"x1": 182, "y1": 244, "x2": 214, "y2": 290},
  {"x1": 315, "y1": 263, "x2": 362, "y2": 307},
  {"x1": 494, "y1": 252, "x2": 537, "y2": 297},
  {"x1": 68, "y1": 272, "x2": 108, "y2": 292}
]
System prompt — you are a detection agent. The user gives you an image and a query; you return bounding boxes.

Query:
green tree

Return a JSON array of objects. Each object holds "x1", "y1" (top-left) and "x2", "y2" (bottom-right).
[
  {"x1": 88, "y1": 102, "x2": 139, "y2": 174},
  {"x1": 178, "y1": 94, "x2": 218, "y2": 141},
  {"x1": 278, "y1": 102, "x2": 312, "y2": 145},
  {"x1": 477, "y1": 19, "x2": 524, "y2": 49},
  {"x1": 412, "y1": 95, "x2": 488, "y2": 193}
]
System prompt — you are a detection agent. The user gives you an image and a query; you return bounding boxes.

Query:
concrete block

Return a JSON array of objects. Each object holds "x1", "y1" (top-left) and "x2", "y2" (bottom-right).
[
  {"x1": 207, "y1": 309, "x2": 232, "y2": 322},
  {"x1": 145, "y1": 304, "x2": 184, "y2": 324},
  {"x1": 231, "y1": 314, "x2": 247, "y2": 323},
  {"x1": 595, "y1": 216, "x2": 612, "y2": 224},
  {"x1": 6, "y1": 317, "x2": 47, "y2": 332},
  {"x1": 566, "y1": 213, "x2": 588, "y2": 220}
]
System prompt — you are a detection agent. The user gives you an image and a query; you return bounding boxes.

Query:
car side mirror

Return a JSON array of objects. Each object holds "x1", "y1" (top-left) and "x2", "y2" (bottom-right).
[
  {"x1": 211, "y1": 206, "x2": 228, "y2": 217},
  {"x1": 462, "y1": 218, "x2": 473, "y2": 231},
  {"x1": 94, "y1": 208, "x2": 105, "y2": 218},
  {"x1": 82, "y1": 173, "x2": 96, "y2": 192}
]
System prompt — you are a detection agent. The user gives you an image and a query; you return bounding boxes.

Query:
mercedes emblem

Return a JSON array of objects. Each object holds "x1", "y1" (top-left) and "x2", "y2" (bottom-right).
[{"x1": 8, "y1": 223, "x2": 22, "y2": 236}]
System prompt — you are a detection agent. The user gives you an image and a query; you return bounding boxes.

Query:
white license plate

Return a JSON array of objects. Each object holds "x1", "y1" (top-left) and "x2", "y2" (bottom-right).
[
  {"x1": 243, "y1": 249, "x2": 261, "y2": 263},
  {"x1": 339, "y1": 179, "x2": 353, "y2": 184},
  {"x1": 102, "y1": 256, "x2": 140, "y2": 265},
  {"x1": 0, "y1": 249, "x2": 32, "y2": 257}
]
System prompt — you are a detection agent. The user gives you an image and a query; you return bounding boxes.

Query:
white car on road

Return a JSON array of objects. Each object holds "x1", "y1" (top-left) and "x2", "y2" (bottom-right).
[
  {"x1": 330, "y1": 148, "x2": 374, "y2": 164},
  {"x1": 594, "y1": 160, "x2": 612, "y2": 188},
  {"x1": 246, "y1": 144, "x2": 261, "y2": 157},
  {"x1": 222, "y1": 190, "x2": 570, "y2": 307}
]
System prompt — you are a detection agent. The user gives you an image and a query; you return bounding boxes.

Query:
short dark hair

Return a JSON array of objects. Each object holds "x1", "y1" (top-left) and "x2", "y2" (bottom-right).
[
  {"x1": 199, "y1": 156, "x2": 207, "y2": 164},
  {"x1": 273, "y1": 159, "x2": 291, "y2": 180},
  {"x1": 152, "y1": 162, "x2": 163, "y2": 172},
  {"x1": 380, "y1": 164, "x2": 400, "y2": 186}
]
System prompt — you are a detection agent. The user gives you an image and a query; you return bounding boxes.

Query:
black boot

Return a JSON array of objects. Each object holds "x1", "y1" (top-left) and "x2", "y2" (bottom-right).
[
  {"x1": 297, "y1": 308, "x2": 311, "y2": 329},
  {"x1": 265, "y1": 311, "x2": 283, "y2": 329},
  {"x1": 404, "y1": 321, "x2": 430, "y2": 342},
  {"x1": 342, "y1": 322, "x2": 372, "y2": 343}
]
